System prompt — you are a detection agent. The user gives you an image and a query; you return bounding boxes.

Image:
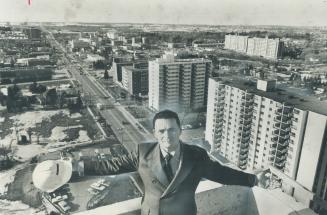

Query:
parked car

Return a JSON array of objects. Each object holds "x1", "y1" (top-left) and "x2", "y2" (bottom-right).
[
  {"x1": 122, "y1": 120, "x2": 130, "y2": 125},
  {"x1": 99, "y1": 153, "x2": 106, "y2": 159},
  {"x1": 57, "y1": 200, "x2": 71, "y2": 212}
]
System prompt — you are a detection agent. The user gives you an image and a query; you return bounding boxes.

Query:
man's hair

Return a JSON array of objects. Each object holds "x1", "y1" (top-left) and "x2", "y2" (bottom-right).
[{"x1": 153, "y1": 109, "x2": 181, "y2": 129}]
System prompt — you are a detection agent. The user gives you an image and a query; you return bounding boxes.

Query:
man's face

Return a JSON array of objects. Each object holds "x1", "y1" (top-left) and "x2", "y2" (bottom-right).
[{"x1": 154, "y1": 118, "x2": 181, "y2": 153}]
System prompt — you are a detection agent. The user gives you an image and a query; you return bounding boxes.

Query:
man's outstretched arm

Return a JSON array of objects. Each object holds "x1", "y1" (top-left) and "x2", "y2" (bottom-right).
[{"x1": 200, "y1": 150, "x2": 257, "y2": 187}]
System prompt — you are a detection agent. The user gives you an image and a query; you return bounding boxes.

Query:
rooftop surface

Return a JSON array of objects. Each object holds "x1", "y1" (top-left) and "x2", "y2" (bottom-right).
[
  {"x1": 214, "y1": 76, "x2": 327, "y2": 116},
  {"x1": 76, "y1": 180, "x2": 315, "y2": 215}
]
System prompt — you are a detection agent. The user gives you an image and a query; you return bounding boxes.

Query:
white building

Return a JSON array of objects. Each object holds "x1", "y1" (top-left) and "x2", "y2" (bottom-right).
[
  {"x1": 205, "y1": 77, "x2": 327, "y2": 212},
  {"x1": 224, "y1": 34, "x2": 283, "y2": 60},
  {"x1": 148, "y1": 54, "x2": 212, "y2": 112}
]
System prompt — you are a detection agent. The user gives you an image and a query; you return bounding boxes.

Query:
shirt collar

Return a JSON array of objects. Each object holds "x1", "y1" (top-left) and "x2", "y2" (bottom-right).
[{"x1": 160, "y1": 142, "x2": 181, "y2": 159}]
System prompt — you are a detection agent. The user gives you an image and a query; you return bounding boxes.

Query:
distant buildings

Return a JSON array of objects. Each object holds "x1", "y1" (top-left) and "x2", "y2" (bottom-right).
[
  {"x1": 111, "y1": 40, "x2": 124, "y2": 47},
  {"x1": 23, "y1": 27, "x2": 42, "y2": 41},
  {"x1": 224, "y1": 34, "x2": 284, "y2": 60},
  {"x1": 111, "y1": 57, "x2": 134, "y2": 84},
  {"x1": 193, "y1": 43, "x2": 218, "y2": 50},
  {"x1": 107, "y1": 30, "x2": 118, "y2": 40},
  {"x1": 148, "y1": 53, "x2": 212, "y2": 111},
  {"x1": 205, "y1": 77, "x2": 327, "y2": 212},
  {"x1": 121, "y1": 63, "x2": 148, "y2": 96},
  {"x1": 16, "y1": 56, "x2": 53, "y2": 67},
  {"x1": 69, "y1": 39, "x2": 91, "y2": 52},
  {"x1": 167, "y1": 42, "x2": 186, "y2": 49},
  {"x1": 0, "y1": 67, "x2": 53, "y2": 83},
  {"x1": 224, "y1": 35, "x2": 248, "y2": 53}
]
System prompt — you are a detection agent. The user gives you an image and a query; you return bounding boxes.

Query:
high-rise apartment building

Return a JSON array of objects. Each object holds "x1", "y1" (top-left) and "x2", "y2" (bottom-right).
[
  {"x1": 111, "y1": 57, "x2": 134, "y2": 84},
  {"x1": 224, "y1": 34, "x2": 248, "y2": 53},
  {"x1": 224, "y1": 34, "x2": 283, "y2": 60},
  {"x1": 205, "y1": 77, "x2": 327, "y2": 212},
  {"x1": 295, "y1": 112, "x2": 327, "y2": 213},
  {"x1": 121, "y1": 63, "x2": 148, "y2": 96},
  {"x1": 148, "y1": 54, "x2": 212, "y2": 112}
]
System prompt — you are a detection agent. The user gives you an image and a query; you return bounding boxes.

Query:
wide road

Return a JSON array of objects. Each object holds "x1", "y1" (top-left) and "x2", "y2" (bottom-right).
[
  {"x1": 43, "y1": 27, "x2": 154, "y2": 153},
  {"x1": 68, "y1": 61, "x2": 154, "y2": 153}
]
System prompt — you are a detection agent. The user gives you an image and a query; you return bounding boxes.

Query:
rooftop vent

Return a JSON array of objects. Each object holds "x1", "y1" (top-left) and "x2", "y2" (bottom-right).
[{"x1": 256, "y1": 79, "x2": 276, "y2": 92}]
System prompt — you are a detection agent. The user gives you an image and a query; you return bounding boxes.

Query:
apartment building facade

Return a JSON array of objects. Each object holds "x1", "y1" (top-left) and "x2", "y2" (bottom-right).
[
  {"x1": 121, "y1": 64, "x2": 149, "y2": 96},
  {"x1": 224, "y1": 34, "x2": 248, "y2": 53},
  {"x1": 205, "y1": 77, "x2": 327, "y2": 213},
  {"x1": 224, "y1": 34, "x2": 283, "y2": 60},
  {"x1": 295, "y1": 112, "x2": 327, "y2": 213},
  {"x1": 148, "y1": 54, "x2": 212, "y2": 111}
]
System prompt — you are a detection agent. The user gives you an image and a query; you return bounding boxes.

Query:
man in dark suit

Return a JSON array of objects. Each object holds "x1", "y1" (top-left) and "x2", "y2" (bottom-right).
[
  {"x1": 33, "y1": 110, "x2": 268, "y2": 215},
  {"x1": 83, "y1": 109, "x2": 267, "y2": 215},
  {"x1": 133, "y1": 110, "x2": 257, "y2": 215}
]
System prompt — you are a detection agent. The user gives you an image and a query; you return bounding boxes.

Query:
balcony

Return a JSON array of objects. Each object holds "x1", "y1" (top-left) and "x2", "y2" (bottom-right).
[
  {"x1": 240, "y1": 142, "x2": 249, "y2": 149},
  {"x1": 269, "y1": 149, "x2": 277, "y2": 156},
  {"x1": 272, "y1": 131, "x2": 290, "y2": 140},
  {"x1": 270, "y1": 143, "x2": 277, "y2": 148},
  {"x1": 277, "y1": 141, "x2": 289, "y2": 148},
  {"x1": 273, "y1": 123, "x2": 291, "y2": 132},
  {"x1": 240, "y1": 118, "x2": 252, "y2": 125},
  {"x1": 240, "y1": 112, "x2": 253, "y2": 119},
  {"x1": 239, "y1": 163, "x2": 247, "y2": 170},
  {"x1": 276, "y1": 106, "x2": 293, "y2": 114},
  {"x1": 217, "y1": 95, "x2": 225, "y2": 100},
  {"x1": 215, "y1": 127, "x2": 223, "y2": 132},
  {"x1": 240, "y1": 148, "x2": 249, "y2": 154},
  {"x1": 243, "y1": 105, "x2": 254, "y2": 111},
  {"x1": 214, "y1": 133, "x2": 222, "y2": 139},
  {"x1": 274, "y1": 160, "x2": 286, "y2": 169},
  {"x1": 239, "y1": 159, "x2": 247, "y2": 165},
  {"x1": 239, "y1": 130, "x2": 251, "y2": 137},
  {"x1": 241, "y1": 95, "x2": 254, "y2": 101},
  {"x1": 77, "y1": 180, "x2": 316, "y2": 215},
  {"x1": 242, "y1": 123, "x2": 252, "y2": 130},
  {"x1": 241, "y1": 138, "x2": 250, "y2": 145},
  {"x1": 271, "y1": 138, "x2": 289, "y2": 149},
  {"x1": 215, "y1": 121, "x2": 224, "y2": 127},
  {"x1": 240, "y1": 152, "x2": 248, "y2": 159},
  {"x1": 277, "y1": 148, "x2": 288, "y2": 155},
  {"x1": 274, "y1": 116, "x2": 291, "y2": 124},
  {"x1": 279, "y1": 133, "x2": 290, "y2": 141},
  {"x1": 215, "y1": 112, "x2": 224, "y2": 118},
  {"x1": 276, "y1": 155, "x2": 287, "y2": 162}
]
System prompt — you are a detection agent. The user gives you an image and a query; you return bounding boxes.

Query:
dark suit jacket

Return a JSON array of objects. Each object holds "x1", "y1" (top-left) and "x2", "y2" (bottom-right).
[{"x1": 84, "y1": 142, "x2": 256, "y2": 215}]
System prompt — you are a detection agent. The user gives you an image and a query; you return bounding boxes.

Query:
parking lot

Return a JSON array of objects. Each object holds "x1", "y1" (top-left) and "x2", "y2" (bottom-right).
[{"x1": 67, "y1": 173, "x2": 141, "y2": 213}]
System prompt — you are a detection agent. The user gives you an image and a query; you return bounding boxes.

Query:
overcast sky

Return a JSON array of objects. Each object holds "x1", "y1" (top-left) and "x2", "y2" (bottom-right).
[{"x1": 0, "y1": 0, "x2": 326, "y2": 26}]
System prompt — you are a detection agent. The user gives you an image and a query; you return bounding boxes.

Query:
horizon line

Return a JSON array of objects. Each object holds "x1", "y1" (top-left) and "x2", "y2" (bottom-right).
[{"x1": 1, "y1": 21, "x2": 327, "y2": 29}]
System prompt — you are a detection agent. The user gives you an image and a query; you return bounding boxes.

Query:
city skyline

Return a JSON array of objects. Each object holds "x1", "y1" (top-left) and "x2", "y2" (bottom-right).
[{"x1": 1, "y1": 0, "x2": 327, "y2": 27}]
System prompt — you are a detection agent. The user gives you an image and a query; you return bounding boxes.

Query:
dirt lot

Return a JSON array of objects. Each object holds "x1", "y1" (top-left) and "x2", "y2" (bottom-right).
[{"x1": 4, "y1": 163, "x2": 43, "y2": 208}]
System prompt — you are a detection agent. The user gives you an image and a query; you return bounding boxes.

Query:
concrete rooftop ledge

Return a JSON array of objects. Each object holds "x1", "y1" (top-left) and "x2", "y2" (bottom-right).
[{"x1": 76, "y1": 180, "x2": 316, "y2": 215}]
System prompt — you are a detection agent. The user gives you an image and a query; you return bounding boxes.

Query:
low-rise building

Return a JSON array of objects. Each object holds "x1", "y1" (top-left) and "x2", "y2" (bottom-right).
[{"x1": 0, "y1": 66, "x2": 53, "y2": 83}]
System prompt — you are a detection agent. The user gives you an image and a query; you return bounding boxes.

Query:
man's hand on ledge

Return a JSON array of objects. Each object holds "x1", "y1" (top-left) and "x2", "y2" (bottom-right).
[{"x1": 254, "y1": 168, "x2": 271, "y2": 188}]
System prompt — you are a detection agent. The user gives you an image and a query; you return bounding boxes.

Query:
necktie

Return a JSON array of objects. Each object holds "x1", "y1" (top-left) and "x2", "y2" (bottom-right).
[{"x1": 163, "y1": 153, "x2": 174, "y2": 182}]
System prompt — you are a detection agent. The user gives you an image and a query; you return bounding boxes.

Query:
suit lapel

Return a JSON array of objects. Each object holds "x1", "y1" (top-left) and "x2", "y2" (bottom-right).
[
  {"x1": 146, "y1": 143, "x2": 170, "y2": 187},
  {"x1": 162, "y1": 143, "x2": 195, "y2": 197}
]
